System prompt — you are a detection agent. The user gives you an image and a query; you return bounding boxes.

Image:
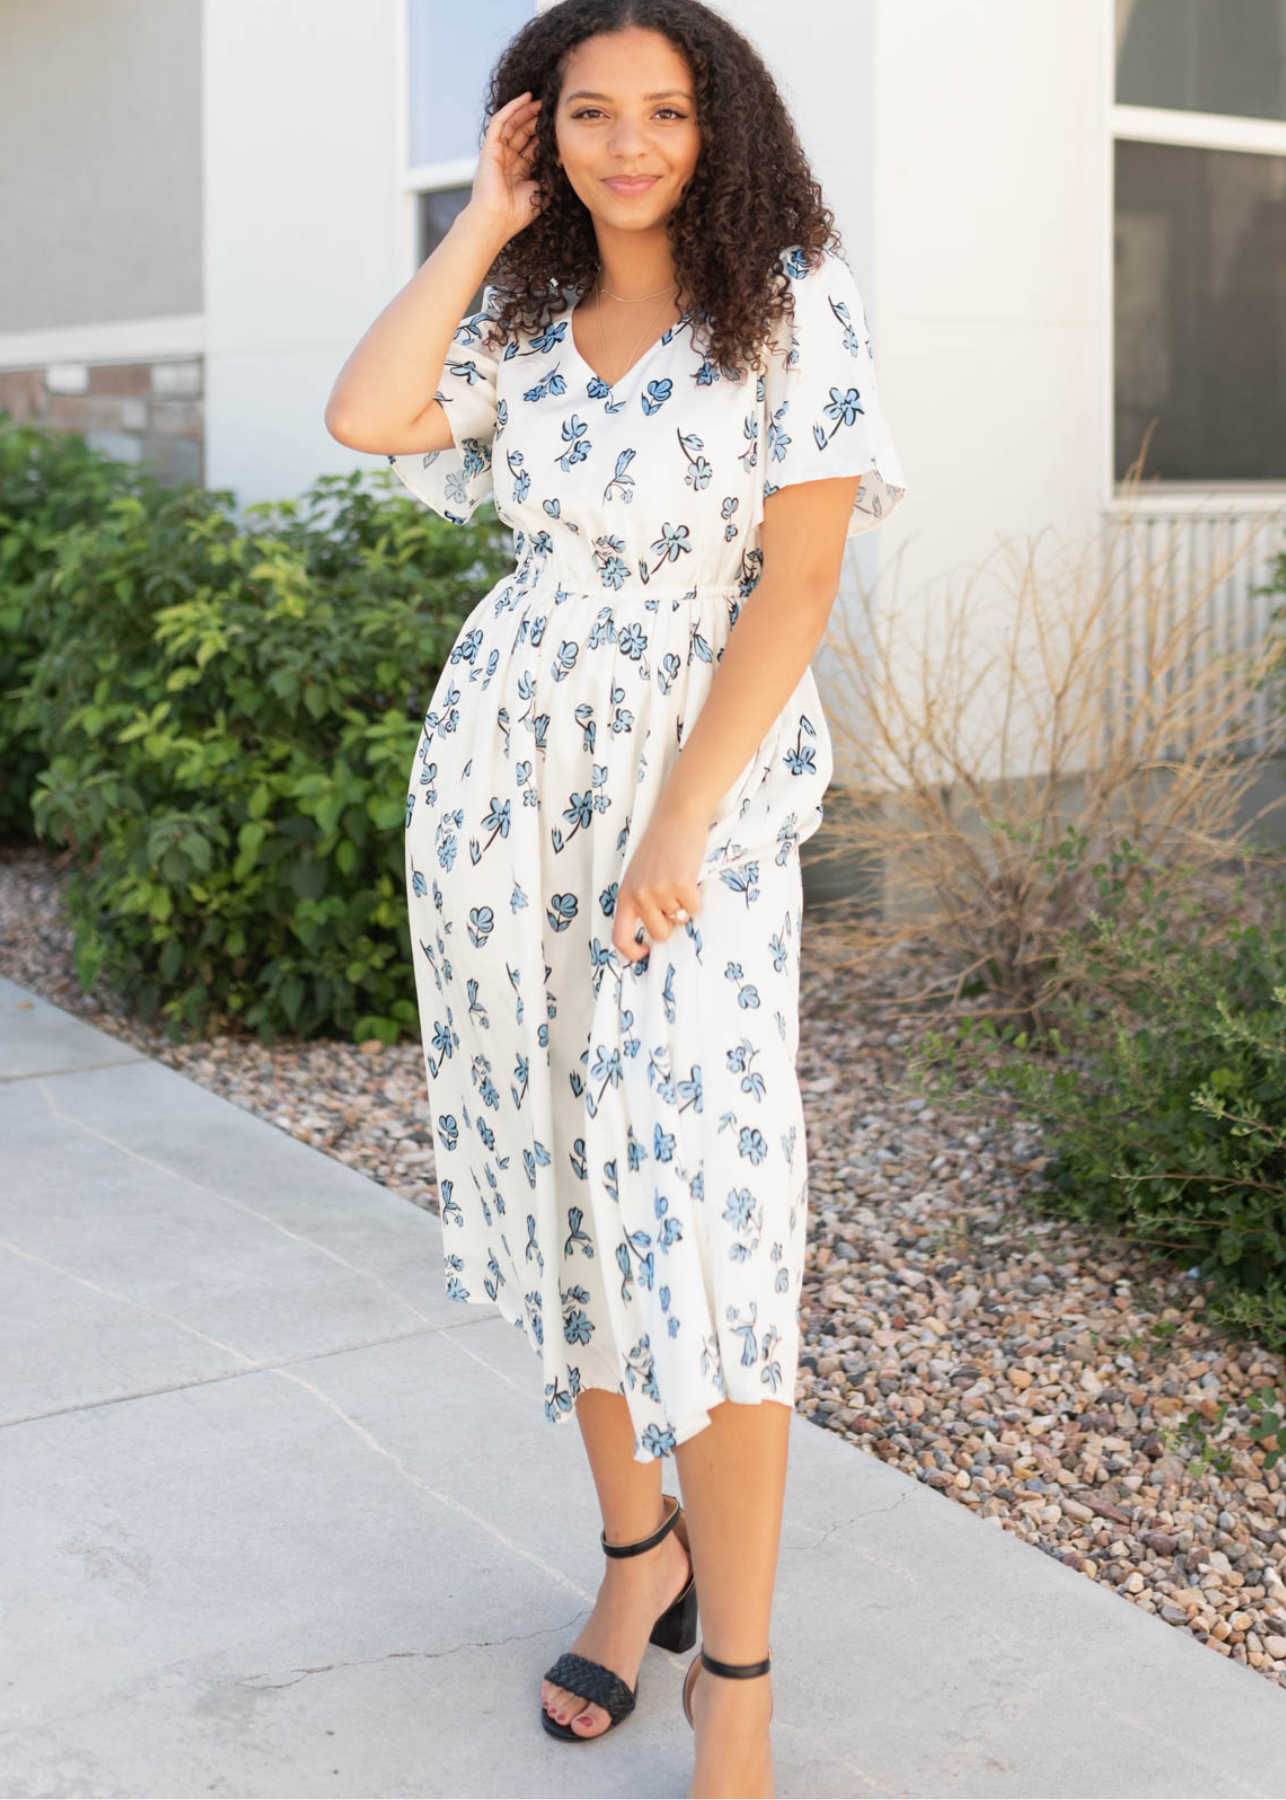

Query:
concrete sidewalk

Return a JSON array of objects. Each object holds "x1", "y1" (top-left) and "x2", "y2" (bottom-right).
[{"x1": 2, "y1": 970, "x2": 1284, "y2": 1800}]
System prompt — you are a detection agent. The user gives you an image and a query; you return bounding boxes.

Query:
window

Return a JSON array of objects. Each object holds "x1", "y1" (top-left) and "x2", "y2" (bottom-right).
[
  {"x1": 1116, "y1": 0, "x2": 1286, "y2": 122},
  {"x1": 404, "y1": 0, "x2": 536, "y2": 303},
  {"x1": 416, "y1": 185, "x2": 477, "y2": 284},
  {"x1": 1114, "y1": 0, "x2": 1286, "y2": 485}
]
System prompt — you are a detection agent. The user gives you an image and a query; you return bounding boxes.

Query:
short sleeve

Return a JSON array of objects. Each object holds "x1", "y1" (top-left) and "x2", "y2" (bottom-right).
[
  {"x1": 759, "y1": 246, "x2": 908, "y2": 539},
  {"x1": 384, "y1": 283, "x2": 510, "y2": 525}
]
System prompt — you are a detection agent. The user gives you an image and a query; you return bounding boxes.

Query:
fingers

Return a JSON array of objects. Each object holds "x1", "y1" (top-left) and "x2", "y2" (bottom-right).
[
  {"x1": 612, "y1": 895, "x2": 647, "y2": 965},
  {"x1": 611, "y1": 881, "x2": 703, "y2": 963},
  {"x1": 491, "y1": 92, "x2": 542, "y2": 143},
  {"x1": 673, "y1": 878, "x2": 703, "y2": 919},
  {"x1": 635, "y1": 892, "x2": 675, "y2": 946},
  {"x1": 508, "y1": 125, "x2": 540, "y2": 167},
  {"x1": 503, "y1": 112, "x2": 541, "y2": 150},
  {"x1": 493, "y1": 94, "x2": 542, "y2": 169}
]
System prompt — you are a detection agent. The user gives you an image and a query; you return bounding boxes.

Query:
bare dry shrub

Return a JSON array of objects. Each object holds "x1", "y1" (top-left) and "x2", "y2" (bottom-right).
[{"x1": 809, "y1": 460, "x2": 1286, "y2": 1038}]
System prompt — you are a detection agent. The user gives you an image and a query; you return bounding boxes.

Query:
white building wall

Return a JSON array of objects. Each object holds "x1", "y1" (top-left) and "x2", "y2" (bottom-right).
[
  {"x1": 202, "y1": 0, "x2": 404, "y2": 509},
  {"x1": 879, "y1": 0, "x2": 1114, "y2": 575},
  {"x1": 865, "y1": 0, "x2": 1115, "y2": 782}
]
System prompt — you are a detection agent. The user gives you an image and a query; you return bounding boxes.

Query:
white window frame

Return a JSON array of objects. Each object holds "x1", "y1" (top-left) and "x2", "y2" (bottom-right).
[
  {"x1": 1108, "y1": 75, "x2": 1286, "y2": 508},
  {"x1": 394, "y1": 1, "x2": 539, "y2": 286}
]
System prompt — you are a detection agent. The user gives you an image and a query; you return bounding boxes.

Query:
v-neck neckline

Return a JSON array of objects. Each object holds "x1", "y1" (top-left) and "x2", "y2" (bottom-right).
[{"x1": 561, "y1": 288, "x2": 695, "y2": 390}]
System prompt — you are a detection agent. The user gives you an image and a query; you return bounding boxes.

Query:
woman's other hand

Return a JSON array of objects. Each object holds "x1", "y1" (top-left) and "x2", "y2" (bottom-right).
[{"x1": 613, "y1": 802, "x2": 707, "y2": 965}]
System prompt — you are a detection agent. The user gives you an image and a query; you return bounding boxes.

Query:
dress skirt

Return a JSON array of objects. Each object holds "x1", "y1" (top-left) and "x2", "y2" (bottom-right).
[{"x1": 403, "y1": 564, "x2": 826, "y2": 1464}]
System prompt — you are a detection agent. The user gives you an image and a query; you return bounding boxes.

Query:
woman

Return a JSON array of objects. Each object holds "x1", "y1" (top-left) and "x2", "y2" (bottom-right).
[{"x1": 326, "y1": 2, "x2": 906, "y2": 1793}]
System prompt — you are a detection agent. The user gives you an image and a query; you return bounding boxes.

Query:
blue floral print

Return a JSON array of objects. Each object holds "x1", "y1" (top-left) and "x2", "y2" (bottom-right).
[{"x1": 387, "y1": 243, "x2": 907, "y2": 1464}]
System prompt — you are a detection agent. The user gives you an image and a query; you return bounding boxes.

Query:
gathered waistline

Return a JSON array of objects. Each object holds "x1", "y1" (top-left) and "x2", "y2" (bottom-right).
[
  {"x1": 506, "y1": 546, "x2": 746, "y2": 601},
  {"x1": 506, "y1": 564, "x2": 745, "y2": 603}
]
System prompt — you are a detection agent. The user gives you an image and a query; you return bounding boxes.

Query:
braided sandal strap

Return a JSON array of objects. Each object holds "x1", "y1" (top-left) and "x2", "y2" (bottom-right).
[{"x1": 542, "y1": 1651, "x2": 637, "y2": 1724}]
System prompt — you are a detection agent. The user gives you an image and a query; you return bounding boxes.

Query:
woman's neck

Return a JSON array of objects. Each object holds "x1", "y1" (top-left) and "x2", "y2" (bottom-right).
[{"x1": 588, "y1": 225, "x2": 683, "y2": 306}]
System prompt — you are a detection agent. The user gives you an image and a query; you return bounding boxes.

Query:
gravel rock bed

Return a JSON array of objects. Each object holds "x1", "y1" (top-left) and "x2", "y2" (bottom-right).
[{"x1": 4, "y1": 840, "x2": 1286, "y2": 1686}]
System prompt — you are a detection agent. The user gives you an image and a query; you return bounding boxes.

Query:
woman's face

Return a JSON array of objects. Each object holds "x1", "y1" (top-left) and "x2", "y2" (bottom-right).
[{"x1": 553, "y1": 26, "x2": 701, "y2": 234}]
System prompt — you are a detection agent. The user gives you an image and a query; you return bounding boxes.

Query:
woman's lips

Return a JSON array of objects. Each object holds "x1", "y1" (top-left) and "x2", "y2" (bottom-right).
[{"x1": 603, "y1": 176, "x2": 660, "y2": 195}]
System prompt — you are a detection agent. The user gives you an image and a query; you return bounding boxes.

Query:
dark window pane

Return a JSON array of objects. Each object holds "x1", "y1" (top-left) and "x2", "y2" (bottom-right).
[
  {"x1": 1114, "y1": 138, "x2": 1286, "y2": 483},
  {"x1": 416, "y1": 185, "x2": 488, "y2": 313},
  {"x1": 1116, "y1": 0, "x2": 1286, "y2": 122}
]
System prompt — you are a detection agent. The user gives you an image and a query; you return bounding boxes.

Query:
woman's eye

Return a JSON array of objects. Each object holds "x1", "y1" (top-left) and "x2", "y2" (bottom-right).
[{"x1": 570, "y1": 107, "x2": 687, "y2": 120}]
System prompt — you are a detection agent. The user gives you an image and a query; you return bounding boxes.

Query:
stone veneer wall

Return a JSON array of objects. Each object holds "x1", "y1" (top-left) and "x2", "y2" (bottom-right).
[{"x1": 0, "y1": 360, "x2": 203, "y2": 486}]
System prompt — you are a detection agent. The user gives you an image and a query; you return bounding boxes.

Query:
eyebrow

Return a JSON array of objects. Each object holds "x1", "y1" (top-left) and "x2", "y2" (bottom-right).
[{"x1": 564, "y1": 89, "x2": 693, "y2": 101}]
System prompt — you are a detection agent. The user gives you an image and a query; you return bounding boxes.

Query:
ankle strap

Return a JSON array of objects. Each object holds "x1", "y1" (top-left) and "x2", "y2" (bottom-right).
[
  {"x1": 601, "y1": 1492, "x2": 680, "y2": 1558},
  {"x1": 702, "y1": 1646, "x2": 773, "y2": 1679}
]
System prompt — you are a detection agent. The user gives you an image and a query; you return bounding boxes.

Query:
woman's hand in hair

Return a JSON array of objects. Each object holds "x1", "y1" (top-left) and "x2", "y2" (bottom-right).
[{"x1": 468, "y1": 91, "x2": 546, "y2": 242}]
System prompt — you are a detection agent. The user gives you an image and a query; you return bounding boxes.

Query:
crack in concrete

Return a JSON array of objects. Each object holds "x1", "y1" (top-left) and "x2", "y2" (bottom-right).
[
  {"x1": 852, "y1": 1488, "x2": 915, "y2": 1524},
  {"x1": 795, "y1": 1491, "x2": 920, "y2": 1583},
  {"x1": 237, "y1": 1612, "x2": 589, "y2": 1691},
  {"x1": 807, "y1": 1486, "x2": 914, "y2": 1550}
]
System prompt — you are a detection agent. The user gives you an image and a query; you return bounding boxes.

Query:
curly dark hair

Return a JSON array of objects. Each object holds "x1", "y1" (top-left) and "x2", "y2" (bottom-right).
[{"x1": 474, "y1": 0, "x2": 843, "y2": 379}]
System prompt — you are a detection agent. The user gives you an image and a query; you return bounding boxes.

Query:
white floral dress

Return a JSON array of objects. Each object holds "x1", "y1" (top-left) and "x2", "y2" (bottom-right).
[{"x1": 387, "y1": 243, "x2": 907, "y2": 1464}]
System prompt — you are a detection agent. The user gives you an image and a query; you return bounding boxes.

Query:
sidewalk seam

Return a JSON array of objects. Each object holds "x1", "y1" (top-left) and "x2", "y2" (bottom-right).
[
  {"x1": 0, "y1": 1309, "x2": 501, "y2": 1432},
  {"x1": 0, "y1": 1055, "x2": 145, "y2": 1082}
]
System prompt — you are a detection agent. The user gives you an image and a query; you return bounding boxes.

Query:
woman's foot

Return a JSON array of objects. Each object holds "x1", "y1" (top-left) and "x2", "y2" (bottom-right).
[
  {"x1": 684, "y1": 1655, "x2": 774, "y2": 1799},
  {"x1": 540, "y1": 1496, "x2": 693, "y2": 1737}
]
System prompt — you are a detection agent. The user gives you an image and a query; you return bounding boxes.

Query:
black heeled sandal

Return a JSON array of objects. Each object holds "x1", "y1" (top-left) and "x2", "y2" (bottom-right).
[
  {"x1": 540, "y1": 1490, "x2": 698, "y2": 1741},
  {"x1": 682, "y1": 1642, "x2": 774, "y2": 1729}
]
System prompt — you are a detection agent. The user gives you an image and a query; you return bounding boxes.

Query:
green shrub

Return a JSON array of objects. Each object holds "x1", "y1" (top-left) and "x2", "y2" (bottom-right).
[
  {"x1": 11, "y1": 450, "x2": 511, "y2": 1043},
  {"x1": 911, "y1": 861, "x2": 1286, "y2": 1349},
  {"x1": 0, "y1": 415, "x2": 141, "y2": 841}
]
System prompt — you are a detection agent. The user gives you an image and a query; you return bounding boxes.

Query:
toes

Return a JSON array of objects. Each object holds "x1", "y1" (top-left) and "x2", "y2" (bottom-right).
[
  {"x1": 543, "y1": 1683, "x2": 580, "y2": 1723},
  {"x1": 539, "y1": 1674, "x2": 612, "y2": 1732}
]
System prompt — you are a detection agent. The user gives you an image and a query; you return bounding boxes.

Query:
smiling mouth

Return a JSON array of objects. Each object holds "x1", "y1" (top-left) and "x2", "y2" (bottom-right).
[{"x1": 603, "y1": 176, "x2": 660, "y2": 192}]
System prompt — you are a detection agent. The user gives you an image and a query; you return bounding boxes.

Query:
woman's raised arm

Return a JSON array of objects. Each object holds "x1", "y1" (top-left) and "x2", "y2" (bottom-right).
[{"x1": 324, "y1": 90, "x2": 543, "y2": 453}]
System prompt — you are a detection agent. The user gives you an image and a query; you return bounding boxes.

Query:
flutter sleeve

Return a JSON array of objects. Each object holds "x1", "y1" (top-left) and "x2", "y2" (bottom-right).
[
  {"x1": 759, "y1": 246, "x2": 908, "y2": 539},
  {"x1": 384, "y1": 283, "x2": 511, "y2": 525}
]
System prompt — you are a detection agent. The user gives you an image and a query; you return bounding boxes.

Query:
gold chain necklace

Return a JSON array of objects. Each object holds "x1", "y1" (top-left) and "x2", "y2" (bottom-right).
[
  {"x1": 597, "y1": 280, "x2": 675, "y2": 300},
  {"x1": 594, "y1": 277, "x2": 680, "y2": 387}
]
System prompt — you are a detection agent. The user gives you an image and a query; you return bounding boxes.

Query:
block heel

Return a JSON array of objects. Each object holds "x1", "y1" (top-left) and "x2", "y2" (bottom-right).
[
  {"x1": 540, "y1": 1492, "x2": 699, "y2": 1742},
  {"x1": 648, "y1": 1555, "x2": 699, "y2": 1651}
]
